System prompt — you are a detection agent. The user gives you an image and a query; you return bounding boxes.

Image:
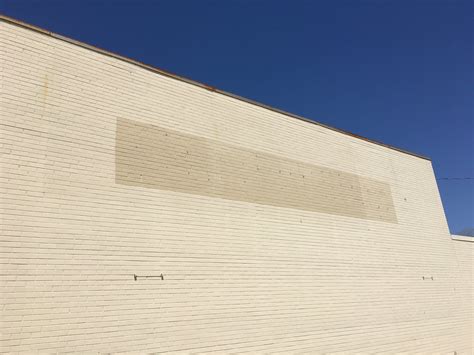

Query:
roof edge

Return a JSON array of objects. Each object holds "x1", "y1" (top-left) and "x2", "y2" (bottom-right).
[
  {"x1": 0, "y1": 14, "x2": 430, "y2": 161},
  {"x1": 451, "y1": 235, "x2": 474, "y2": 243}
]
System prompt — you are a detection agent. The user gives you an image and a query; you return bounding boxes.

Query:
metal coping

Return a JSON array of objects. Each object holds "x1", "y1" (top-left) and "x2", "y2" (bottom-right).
[
  {"x1": 0, "y1": 14, "x2": 430, "y2": 161},
  {"x1": 451, "y1": 235, "x2": 474, "y2": 243}
]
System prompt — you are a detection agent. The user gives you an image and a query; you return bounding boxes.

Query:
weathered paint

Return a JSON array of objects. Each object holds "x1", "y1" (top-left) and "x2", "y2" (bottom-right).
[{"x1": 116, "y1": 118, "x2": 397, "y2": 223}]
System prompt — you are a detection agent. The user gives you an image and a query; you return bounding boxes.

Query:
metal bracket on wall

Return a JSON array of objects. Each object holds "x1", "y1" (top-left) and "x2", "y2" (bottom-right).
[{"x1": 134, "y1": 274, "x2": 164, "y2": 281}]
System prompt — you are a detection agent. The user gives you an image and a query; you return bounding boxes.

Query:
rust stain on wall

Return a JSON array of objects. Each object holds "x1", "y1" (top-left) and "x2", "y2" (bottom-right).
[{"x1": 116, "y1": 118, "x2": 397, "y2": 223}]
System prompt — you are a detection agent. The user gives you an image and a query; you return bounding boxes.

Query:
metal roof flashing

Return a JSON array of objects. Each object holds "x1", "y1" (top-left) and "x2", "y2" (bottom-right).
[
  {"x1": 0, "y1": 14, "x2": 430, "y2": 161},
  {"x1": 451, "y1": 235, "x2": 474, "y2": 243}
]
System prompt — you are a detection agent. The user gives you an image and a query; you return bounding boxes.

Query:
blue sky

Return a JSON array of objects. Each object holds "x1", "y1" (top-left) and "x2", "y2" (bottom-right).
[{"x1": 2, "y1": 0, "x2": 472, "y2": 234}]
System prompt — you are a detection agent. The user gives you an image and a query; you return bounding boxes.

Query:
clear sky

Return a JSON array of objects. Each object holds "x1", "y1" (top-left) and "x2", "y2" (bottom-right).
[{"x1": 2, "y1": 0, "x2": 472, "y2": 234}]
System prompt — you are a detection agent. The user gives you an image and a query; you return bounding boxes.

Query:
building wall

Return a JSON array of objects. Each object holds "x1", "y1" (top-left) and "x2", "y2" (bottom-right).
[
  {"x1": 451, "y1": 238, "x2": 474, "y2": 350},
  {"x1": 0, "y1": 18, "x2": 472, "y2": 353}
]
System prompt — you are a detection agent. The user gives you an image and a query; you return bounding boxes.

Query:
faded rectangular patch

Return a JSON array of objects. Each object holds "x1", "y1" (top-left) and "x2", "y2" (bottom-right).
[{"x1": 116, "y1": 118, "x2": 397, "y2": 223}]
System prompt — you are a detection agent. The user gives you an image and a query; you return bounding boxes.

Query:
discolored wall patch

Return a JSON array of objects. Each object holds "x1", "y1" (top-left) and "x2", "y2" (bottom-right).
[{"x1": 116, "y1": 118, "x2": 397, "y2": 223}]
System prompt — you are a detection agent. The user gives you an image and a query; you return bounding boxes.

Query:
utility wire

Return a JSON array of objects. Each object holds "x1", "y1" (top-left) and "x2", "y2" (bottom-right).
[{"x1": 437, "y1": 177, "x2": 474, "y2": 181}]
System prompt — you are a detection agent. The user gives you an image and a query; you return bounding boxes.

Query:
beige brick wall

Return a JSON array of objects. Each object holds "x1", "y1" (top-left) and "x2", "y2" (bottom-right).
[{"x1": 0, "y1": 18, "x2": 472, "y2": 353}]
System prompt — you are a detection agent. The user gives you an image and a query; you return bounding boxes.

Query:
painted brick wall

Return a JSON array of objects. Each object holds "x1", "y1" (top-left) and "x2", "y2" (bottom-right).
[{"x1": 0, "y1": 18, "x2": 472, "y2": 353}]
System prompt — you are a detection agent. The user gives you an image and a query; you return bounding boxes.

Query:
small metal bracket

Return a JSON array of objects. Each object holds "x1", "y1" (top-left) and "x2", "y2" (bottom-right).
[{"x1": 134, "y1": 274, "x2": 164, "y2": 281}]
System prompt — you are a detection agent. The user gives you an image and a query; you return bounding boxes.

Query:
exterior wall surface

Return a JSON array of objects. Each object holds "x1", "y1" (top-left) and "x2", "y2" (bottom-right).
[{"x1": 0, "y1": 18, "x2": 472, "y2": 353}]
